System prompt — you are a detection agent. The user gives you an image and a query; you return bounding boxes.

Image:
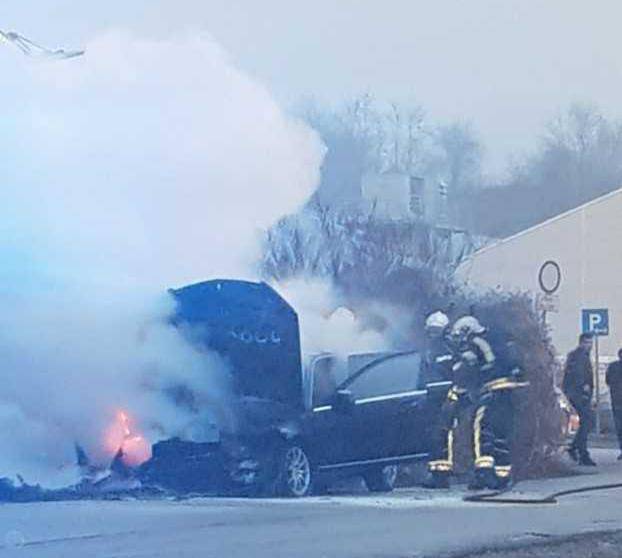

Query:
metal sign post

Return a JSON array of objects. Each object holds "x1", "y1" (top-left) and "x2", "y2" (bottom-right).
[
  {"x1": 594, "y1": 336, "x2": 600, "y2": 434},
  {"x1": 581, "y1": 308, "x2": 610, "y2": 435},
  {"x1": 538, "y1": 260, "x2": 562, "y2": 325}
]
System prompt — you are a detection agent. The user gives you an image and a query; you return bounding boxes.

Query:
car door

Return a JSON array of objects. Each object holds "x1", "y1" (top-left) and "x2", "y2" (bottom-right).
[
  {"x1": 339, "y1": 351, "x2": 426, "y2": 462},
  {"x1": 391, "y1": 353, "x2": 444, "y2": 456},
  {"x1": 306, "y1": 355, "x2": 354, "y2": 467}
]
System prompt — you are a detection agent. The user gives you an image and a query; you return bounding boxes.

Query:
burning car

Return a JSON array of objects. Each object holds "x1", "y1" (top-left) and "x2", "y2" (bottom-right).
[{"x1": 139, "y1": 280, "x2": 448, "y2": 497}]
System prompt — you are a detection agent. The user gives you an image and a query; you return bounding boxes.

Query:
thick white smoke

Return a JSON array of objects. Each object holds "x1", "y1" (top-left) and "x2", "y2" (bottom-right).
[
  {"x1": 0, "y1": 289, "x2": 234, "y2": 487},
  {"x1": 0, "y1": 31, "x2": 324, "y2": 486},
  {"x1": 273, "y1": 278, "x2": 388, "y2": 358},
  {"x1": 273, "y1": 277, "x2": 416, "y2": 389},
  {"x1": 4, "y1": 30, "x2": 322, "y2": 283}
]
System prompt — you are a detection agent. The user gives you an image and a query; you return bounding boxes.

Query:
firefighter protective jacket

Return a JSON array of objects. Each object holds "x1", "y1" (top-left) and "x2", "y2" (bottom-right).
[
  {"x1": 480, "y1": 338, "x2": 527, "y2": 393},
  {"x1": 421, "y1": 336, "x2": 455, "y2": 386},
  {"x1": 452, "y1": 334, "x2": 495, "y2": 393}
]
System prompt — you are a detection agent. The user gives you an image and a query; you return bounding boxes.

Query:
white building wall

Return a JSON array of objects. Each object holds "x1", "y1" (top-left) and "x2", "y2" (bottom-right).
[{"x1": 456, "y1": 188, "x2": 622, "y2": 359}]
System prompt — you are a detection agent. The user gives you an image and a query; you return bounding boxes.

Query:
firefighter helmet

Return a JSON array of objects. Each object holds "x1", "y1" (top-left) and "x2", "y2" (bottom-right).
[
  {"x1": 425, "y1": 311, "x2": 449, "y2": 330},
  {"x1": 452, "y1": 315, "x2": 486, "y2": 337}
]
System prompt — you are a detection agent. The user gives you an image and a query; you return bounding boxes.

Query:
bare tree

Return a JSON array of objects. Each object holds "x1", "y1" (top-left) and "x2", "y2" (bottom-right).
[
  {"x1": 431, "y1": 121, "x2": 483, "y2": 194},
  {"x1": 460, "y1": 103, "x2": 622, "y2": 237},
  {"x1": 296, "y1": 95, "x2": 429, "y2": 209},
  {"x1": 296, "y1": 94, "x2": 385, "y2": 208},
  {"x1": 541, "y1": 103, "x2": 622, "y2": 203},
  {"x1": 385, "y1": 101, "x2": 427, "y2": 174}
]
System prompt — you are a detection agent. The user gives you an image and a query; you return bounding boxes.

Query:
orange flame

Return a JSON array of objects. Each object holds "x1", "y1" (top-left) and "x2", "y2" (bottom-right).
[{"x1": 104, "y1": 410, "x2": 152, "y2": 467}]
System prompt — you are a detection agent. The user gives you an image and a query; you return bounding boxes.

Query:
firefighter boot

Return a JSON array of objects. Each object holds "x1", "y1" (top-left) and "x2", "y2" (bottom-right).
[
  {"x1": 422, "y1": 471, "x2": 450, "y2": 489},
  {"x1": 468, "y1": 468, "x2": 497, "y2": 490},
  {"x1": 493, "y1": 472, "x2": 512, "y2": 490}
]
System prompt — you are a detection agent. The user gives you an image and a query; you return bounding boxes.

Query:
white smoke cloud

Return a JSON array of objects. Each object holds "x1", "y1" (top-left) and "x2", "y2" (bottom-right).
[
  {"x1": 5, "y1": 30, "x2": 322, "y2": 284},
  {"x1": 0, "y1": 289, "x2": 234, "y2": 487},
  {"x1": 273, "y1": 277, "x2": 389, "y2": 358},
  {"x1": 0, "y1": 30, "x2": 324, "y2": 485}
]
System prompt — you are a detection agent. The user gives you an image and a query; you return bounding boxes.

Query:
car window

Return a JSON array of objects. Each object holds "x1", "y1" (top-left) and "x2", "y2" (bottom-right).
[
  {"x1": 312, "y1": 356, "x2": 339, "y2": 407},
  {"x1": 347, "y1": 353, "x2": 421, "y2": 400},
  {"x1": 347, "y1": 352, "x2": 393, "y2": 378}
]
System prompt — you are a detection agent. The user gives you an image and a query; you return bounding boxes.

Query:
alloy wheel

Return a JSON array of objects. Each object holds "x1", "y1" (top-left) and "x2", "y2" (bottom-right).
[{"x1": 284, "y1": 446, "x2": 311, "y2": 497}]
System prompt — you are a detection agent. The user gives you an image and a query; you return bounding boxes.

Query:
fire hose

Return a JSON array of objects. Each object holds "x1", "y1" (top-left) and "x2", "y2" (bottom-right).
[{"x1": 464, "y1": 481, "x2": 622, "y2": 504}]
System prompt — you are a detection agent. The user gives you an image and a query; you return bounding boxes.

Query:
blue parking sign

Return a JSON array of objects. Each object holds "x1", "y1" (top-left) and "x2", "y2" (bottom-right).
[{"x1": 582, "y1": 309, "x2": 609, "y2": 336}]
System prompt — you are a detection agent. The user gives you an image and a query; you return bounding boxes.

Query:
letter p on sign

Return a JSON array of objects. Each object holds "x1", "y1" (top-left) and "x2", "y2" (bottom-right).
[{"x1": 582, "y1": 309, "x2": 609, "y2": 336}]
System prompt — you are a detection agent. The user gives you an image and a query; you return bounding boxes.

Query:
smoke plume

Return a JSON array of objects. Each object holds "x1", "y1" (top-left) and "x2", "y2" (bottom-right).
[
  {"x1": 0, "y1": 30, "x2": 324, "y2": 486},
  {"x1": 273, "y1": 278, "x2": 388, "y2": 358}
]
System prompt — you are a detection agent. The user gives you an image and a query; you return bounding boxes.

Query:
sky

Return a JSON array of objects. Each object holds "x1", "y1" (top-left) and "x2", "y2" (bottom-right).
[{"x1": 4, "y1": 0, "x2": 622, "y2": 175}]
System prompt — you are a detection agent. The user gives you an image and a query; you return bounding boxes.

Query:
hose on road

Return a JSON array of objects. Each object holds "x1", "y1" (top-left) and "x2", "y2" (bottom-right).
[{"x1": 463, "y1": 481, "x2": 622, "y2": 504}]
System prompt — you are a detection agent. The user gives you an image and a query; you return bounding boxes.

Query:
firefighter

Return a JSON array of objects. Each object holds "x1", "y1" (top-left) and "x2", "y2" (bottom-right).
[
  {"x1": 420, "y1": 311, "x2": 456, "y2": 487},
  {"x1": 466, "y1": 322, "x2": 527, "y2": 490},
  {"x1": 436, "y1": 315, "x2": 496, "y2": 489},
  {"x1": 423, "y1": 313, "x2": 469, "y2": 489},
  {"x1": 420, "y1": 311, "x2": 454, "y2": 386}
]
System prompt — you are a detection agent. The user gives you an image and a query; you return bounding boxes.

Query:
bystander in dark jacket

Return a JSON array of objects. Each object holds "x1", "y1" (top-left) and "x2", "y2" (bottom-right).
[
  {"x1": 605, "y1": 349, "x2": 622, "y2": 458},
  {"x1": 562, "y1": 333, "x2": 596, "y2": 465}
]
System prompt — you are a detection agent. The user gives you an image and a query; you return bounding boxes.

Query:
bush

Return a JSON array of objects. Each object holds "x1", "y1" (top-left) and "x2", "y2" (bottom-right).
[{"x1": 452, "y1": 293, "x2": 563, "y2": 479}]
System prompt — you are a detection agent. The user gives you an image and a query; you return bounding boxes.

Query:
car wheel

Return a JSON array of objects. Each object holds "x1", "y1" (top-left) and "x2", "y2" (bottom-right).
[
  {"x1": 274, "y1": 444, "x2": 313, "y2": 497},
  {"x1": 363, "y1": 465, "x2": 398, "y2": 493}
]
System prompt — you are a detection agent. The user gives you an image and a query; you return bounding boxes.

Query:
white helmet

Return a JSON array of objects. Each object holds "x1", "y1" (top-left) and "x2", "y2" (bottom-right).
[
  {"x1": 452, "y1": 315, "x2": 486, "y2": 337},
  {"x1": 425, "y1": 311, "x2": 449, "y2": 330}
]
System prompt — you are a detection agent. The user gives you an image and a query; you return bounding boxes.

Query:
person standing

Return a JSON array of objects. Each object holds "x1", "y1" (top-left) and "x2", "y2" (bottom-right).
[
  {"x1": 471, "y1": 335, "x2": 527, "y2": 490},
  {"x1": 420, "y1": 311, "x2": 454, "y2": 387},
  {"x1": 449, "y1": 315, "x2": 502, "y2": 490},
  {"x1": 563, "y1": 333, "x2": 597, "y2": 466},
  {"x1": 605, "y1": 349, "x2": 622, "y2": 460},
  {"x1": 421, "y1": 311, "x2": 458, "y2": 489},
  {"x1": 424, "y1": 315, "x2": 492, "y2": 489}
]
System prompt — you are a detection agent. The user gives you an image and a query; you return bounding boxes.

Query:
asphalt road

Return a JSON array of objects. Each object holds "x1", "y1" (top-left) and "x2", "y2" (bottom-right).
[
  {"x1": 2, "y1": 487, "x2": 622, "y2": 558},
  {"x1": 1, "y1": 451, "x2": 621, "y2": 558},
  {"x1": 457, "y1": 531, "x2": 622, "y2": 558}
]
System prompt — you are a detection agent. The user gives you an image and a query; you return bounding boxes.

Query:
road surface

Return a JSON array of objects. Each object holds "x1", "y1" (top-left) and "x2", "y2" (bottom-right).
[{"x1": 1, "y1": 450, "x2": 621, "y2": 558}]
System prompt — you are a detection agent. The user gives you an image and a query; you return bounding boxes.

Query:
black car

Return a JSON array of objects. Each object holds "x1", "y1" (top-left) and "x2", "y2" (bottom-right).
[
  {"x1": 140, "y1": 280, "x2": 449, "y2": 497},
  {"x1": 293, "y1": 351, "x2": 447, "y2": 496}
]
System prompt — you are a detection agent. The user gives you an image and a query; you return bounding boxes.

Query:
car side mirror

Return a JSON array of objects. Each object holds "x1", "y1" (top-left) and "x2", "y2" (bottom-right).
[{"x1": 333, "y1": 389, "x2": 354, "y2": 413}]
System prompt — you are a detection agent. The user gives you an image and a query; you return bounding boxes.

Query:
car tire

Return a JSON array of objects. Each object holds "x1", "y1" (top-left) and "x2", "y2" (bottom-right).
[
  {"x1": 363, "y1": 465, "x2": 398, "y2": 493},
  {"x1": 273, "y1": 443, "x2": 313, "y2": 497}
]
